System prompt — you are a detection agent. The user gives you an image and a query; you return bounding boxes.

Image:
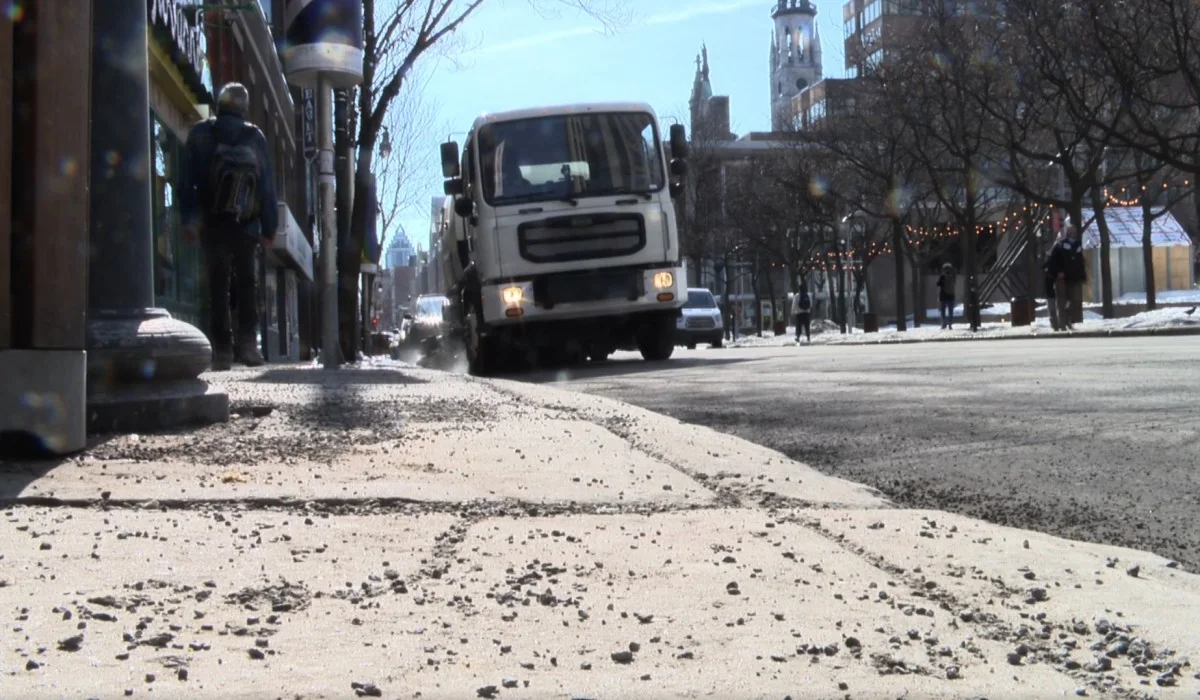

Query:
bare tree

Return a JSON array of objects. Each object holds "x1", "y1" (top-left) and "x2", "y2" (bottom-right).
[
  {"x1": 376, "y1": 68, "x2": 439, "y2": 256},
  {"x1": 335, "y1": 0, "x2": 631, "y2": 361},
  {"x1": 741, "y1": 145, "x2": 835, "y2": 295},
  {"x1": 1087, "y1": 0, "x2": 1200, "y2": 232},
  {"x1": 981, "y1": 0, "x2": 1154, "y2": 319},
  {"x1": 893, "y1": 2, "x2": 1012, "y2": 329},
  {"x1": 799, "y1": 64, "x2": 932, "y2": 332},
  {"x1": 1116, "y1": 158, "x2": 1194, "y2": 311}
]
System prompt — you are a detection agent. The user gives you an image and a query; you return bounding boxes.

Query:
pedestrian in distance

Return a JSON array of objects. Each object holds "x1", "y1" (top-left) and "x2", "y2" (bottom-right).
[
  {"x1": 1047, "y1": 224, "x2": 1087, "y2": 331},
  {"x1": 791, "y1": 289, "x2": 812, "y2": 343},
  {"x1": 1043, "y1": 254, "x2": 1061, "y2": 331},
  {"x1": 180, "y1": 82, "x2": 279, "y2": 371},
  {"x1": 937, "y1": 262, "x2": 956, "y2": 329}
]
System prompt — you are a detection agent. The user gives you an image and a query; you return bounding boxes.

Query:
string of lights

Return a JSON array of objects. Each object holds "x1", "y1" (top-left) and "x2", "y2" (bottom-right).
[{"x1": 758, "y1": 187, "x2": 1187, "y2": 273}]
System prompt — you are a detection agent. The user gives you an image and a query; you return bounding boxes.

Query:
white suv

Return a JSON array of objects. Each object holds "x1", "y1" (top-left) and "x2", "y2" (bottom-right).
[{"x1": 676, "y1": 288, "x2": 724, "y2": 348}]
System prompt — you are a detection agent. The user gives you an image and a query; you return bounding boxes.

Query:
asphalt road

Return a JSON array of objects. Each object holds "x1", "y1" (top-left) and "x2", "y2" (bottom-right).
[{"x1": 518, "y1": 335, "x2": 1200, "y2": 571}]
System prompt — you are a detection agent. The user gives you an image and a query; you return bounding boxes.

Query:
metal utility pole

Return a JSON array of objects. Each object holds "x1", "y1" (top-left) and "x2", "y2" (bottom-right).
[
  {"x1": 279, "y1": 0, "x2": 362, "y2": 368},
  {"x1": 317, "y1": 79, "x2": 339, "y2": 369}
]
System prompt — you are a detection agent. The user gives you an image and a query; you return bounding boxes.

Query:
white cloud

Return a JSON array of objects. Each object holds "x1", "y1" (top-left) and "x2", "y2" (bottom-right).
[{"x1": 471, "y1": 0, "x2": 762, "y2": 56}]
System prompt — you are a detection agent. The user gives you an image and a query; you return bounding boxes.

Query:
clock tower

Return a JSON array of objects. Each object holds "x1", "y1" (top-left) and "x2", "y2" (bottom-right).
[{"x1": 769, "y1": 0, "x2": 822, "y2": 131}]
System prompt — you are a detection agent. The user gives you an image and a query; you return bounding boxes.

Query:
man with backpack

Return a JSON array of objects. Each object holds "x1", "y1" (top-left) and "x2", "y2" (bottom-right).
[
  {"x1": 180, "y1": 83, "x2": 278, "y2": 370},
  {"x1": 791, "y1": 289, "x2": 812, "y2": 343}
]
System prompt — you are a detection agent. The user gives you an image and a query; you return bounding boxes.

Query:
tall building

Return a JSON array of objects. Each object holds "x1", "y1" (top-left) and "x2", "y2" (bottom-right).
[
  {"x1": 384, "y1": 229, "x2": 416, "y2": 270},
  {"x1": 769, "y1": 0, "x2": 823, "y2": 131},
  {"x1": 791, "y1": 0, "x2": 995, "y2": 130}
]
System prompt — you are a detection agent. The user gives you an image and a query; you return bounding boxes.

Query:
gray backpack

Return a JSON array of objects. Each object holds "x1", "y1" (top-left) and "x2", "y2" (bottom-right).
[{"x1": 208, "y1": 123, "x2": 260, "y2": 224}]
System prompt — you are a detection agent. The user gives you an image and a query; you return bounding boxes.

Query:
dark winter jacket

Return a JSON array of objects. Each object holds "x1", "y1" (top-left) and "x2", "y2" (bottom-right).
[
  {"x1": 179, "y1": 111, "x2": 279, "y2": 239},
  {"x1": 791, "y1": 293, "x2": 812, "y2": 317},
  {"x1": 1048, "y1": 237, "x2": 1087, "y2": 285},
  {"x1": 937, "y1": 272, "x2": 956, "y2": 302},
  {"x1": 1041, "y1": 257, "x2": 1057, "y2": 298}
]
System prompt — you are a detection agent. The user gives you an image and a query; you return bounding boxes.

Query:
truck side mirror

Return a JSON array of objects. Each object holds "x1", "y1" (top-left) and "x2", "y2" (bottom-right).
[
  {"x1": 454, "y1": 196, "x2": 473, "y2": 218},
  {"x1": 669, "y1": 181, "x2": 684, "y2": 198},
  {"x1": 440, "y1": 142, "x2": 460, "y2": 178},
  {"x1": 670, "y1": 159, "x2": 688, "y2": 177},
  {"x1": 443, "y1": 179, "x2": 464, "y2": 196},
  {"x1": 669, "y1": 124, "x2": 688, "y2": 159}
]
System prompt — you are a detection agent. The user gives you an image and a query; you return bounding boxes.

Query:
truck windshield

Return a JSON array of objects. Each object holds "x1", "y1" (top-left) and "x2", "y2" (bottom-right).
[
  {"x1": 478, "y1": 112, "x2": 665, "y2": 206},
  {"x1": 416, "y1": 296, "x2": 446, "y2": 317},
  {"x1": 686, "y1": 290, "x2": 717, "y2": 309}
]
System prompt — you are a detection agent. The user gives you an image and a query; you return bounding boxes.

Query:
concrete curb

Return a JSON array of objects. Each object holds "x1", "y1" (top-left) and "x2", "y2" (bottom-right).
[{"x1": 806, "y1": 323, "x2": 1200, "y2": 347}]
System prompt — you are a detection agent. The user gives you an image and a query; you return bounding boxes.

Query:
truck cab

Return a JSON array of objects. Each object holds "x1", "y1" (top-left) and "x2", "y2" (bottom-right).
[{"x1": 438, "y1": 102, "x2": 690, "y2": 374}]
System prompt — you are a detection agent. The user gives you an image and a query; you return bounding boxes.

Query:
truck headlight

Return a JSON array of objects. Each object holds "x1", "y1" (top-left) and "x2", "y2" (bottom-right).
[
  {"x1": 653, "y1": 271, "x2": 674, "y2": 290},
  {"x1": 501, "y1": 286, "x2": 524, "y2": 305}
]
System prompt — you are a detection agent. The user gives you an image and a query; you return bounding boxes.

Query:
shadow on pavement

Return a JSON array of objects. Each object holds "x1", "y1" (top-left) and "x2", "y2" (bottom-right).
[
  {"x1": 0, "y1": 433, "x2": 118, "y2": 501},
  {"x1": 516, "y1": 355, "x2": 751, "y2": 384},
  {"x1": 248, "y1": 367, "x2": 427, "y2": 386}
]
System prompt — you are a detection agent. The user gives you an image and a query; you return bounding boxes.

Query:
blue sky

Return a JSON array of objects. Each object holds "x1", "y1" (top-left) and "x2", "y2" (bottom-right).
[{"x1": 393, "y1": 0, "x2": 846, "y2": 254}]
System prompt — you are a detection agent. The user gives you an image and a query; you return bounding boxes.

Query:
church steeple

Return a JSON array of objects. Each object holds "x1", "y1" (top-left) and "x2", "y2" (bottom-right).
[
  {"x1": 689, "y1": 43, "x2": 714, "y2": 129},
  {"x1": 769, "y1": 0, "x2": 822, "y2": 131},
  {"x1": 689, "y1": 43, "x2": 731, "y2": 142}
]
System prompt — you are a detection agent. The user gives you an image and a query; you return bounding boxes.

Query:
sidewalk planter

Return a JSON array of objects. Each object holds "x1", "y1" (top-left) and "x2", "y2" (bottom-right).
[
  {"x1": 774, "y1": 320, "x2": 787, "y2": 336},
  {"x1": 1010, "y1": 297, "x2": 1035, "y2": 327},
  {"x1": 863, "y1": 312, "x2": 879, "y2": 333}
]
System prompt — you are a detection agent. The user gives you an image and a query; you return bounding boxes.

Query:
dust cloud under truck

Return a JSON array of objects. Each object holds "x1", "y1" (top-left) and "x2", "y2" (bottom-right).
[{"x1": 436, "y1": 102, "x2": 690, "y2": 375}]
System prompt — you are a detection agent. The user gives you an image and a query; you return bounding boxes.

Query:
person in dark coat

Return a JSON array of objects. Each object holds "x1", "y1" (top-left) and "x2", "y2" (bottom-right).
[
  {"x1": 936, "y1": 262, "x2": 957, "y2": 329},
  {"x1": 180, "y1": 82, "x2": 279, "y2": 370},
  {"x1": 791, "y1": 290, "x2": 812, "y2": 342},
  {"x1": 1047, "y1": 224, "x2": 1087, "y2": 331},
  {"x1": 1043, "y1": 255, "x2": 1060, "y2": 331}
]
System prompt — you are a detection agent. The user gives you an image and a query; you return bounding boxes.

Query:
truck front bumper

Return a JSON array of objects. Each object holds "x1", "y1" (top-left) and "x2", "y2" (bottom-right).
[{"x1": 481, "y1": 265, "x2": 687, "y2": 325}]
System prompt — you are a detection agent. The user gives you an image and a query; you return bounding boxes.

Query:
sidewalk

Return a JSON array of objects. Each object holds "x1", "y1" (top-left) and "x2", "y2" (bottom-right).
[
  {"x1": 1, "y1": 362, "x2": 1197, "y2": 698},
  {"x1": 732, "y1": 305, "x2": 1200, "y2": 348}
]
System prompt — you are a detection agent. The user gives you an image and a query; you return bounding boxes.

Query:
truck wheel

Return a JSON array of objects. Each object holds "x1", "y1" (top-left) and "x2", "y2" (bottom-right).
[
  {"x1": 464, "y1": 299, "x2": 494, "y2": 376},
  {"x1": 711, "y1": 337, "x2": 723, "y2": 349},
  {"x1": 637, "y1": 315, "x2": 675, "y2": 362}
]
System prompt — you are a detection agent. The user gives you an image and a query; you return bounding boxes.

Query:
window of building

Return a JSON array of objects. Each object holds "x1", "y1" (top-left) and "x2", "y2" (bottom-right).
[
  {"x1": 786, "y1": 27, "x2": 793, "y2": 61},
  {"x1": 844, "y1": 17, "x2": 856, "y2": 39},
  {"x1": 807, "y1": 100, "x2": 826, "y2": 126},
  {"x1": 150, "y1": 112, "x2": 204, "y2": 326},
  {"x1": 863, "y1": 0, "x2": 882, "y2": 26},
  {"x1": 864, "y1": 49, "x2": 885, "y2": 73},
  {"x1": 862, "y1": 23, "x2": 882, "y2": 47},
  {"x1": 885, "y1": 0, "x2": 925, "y2": 14}
]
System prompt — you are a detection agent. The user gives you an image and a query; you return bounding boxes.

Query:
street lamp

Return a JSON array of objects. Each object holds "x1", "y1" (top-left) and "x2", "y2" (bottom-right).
[{"x1": 379, "y1": 126, "x2": 393, "y2": 159}]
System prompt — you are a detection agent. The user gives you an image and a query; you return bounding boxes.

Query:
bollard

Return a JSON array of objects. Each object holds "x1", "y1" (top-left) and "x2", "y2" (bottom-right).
[{"x1": 1010, "y1": 297, "x2": 1035, "y2": 327}]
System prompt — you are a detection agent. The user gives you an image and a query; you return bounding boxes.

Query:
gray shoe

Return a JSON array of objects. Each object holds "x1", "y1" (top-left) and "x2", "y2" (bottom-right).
[
  {"x1": 211, "y1": 349, "x2": 234, "y2": 371},
  {"x1": 238, "y1": 342, "x2": 265, "y2": 367}
]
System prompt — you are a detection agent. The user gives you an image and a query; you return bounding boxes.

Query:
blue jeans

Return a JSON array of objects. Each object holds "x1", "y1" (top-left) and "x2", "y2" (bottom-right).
[{"x1": 940, "y1": 300, "x2": 955, "y2": 327}]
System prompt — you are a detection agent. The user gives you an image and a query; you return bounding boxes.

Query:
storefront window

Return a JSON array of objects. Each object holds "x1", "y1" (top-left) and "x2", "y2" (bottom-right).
[{"x1": 150, "y1": 111, "x2": 205, "y2": 327}]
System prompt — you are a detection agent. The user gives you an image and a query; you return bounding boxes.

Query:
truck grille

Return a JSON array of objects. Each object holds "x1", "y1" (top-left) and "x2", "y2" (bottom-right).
[
  {"x1": 533, "y1": 268, "x2": 643, "y2": 307},
  {"x1": 518, "y1": 213, "x2": 646, "y2": 263},
  {"x1": 686, "y1": 317, "x2": 716, "y2": 330}
]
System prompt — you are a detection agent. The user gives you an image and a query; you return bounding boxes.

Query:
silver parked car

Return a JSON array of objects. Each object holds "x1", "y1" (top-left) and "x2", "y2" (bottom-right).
[{"x1": 675, "y1": 288, "x2": 724, "y2": 349}]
